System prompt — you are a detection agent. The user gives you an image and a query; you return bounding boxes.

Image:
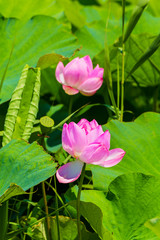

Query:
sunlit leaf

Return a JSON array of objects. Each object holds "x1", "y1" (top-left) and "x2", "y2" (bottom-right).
[
  {"x1": 81, "y1": 173, "x2": 160, "y2": 239},
  {"x1": 69, "y1": 173, "x2": 160, "y2": 240},
  {"x1": 0, "y1": 139, "x2": 56, "y2": 203},
  {"x1": 0, "y1": 0, "x2": 63, "y2": 20},
  {"x1": 90, "y1": 112, "x2": 160, "y2": 190},
  {"x1": 0, "y1": 16, "x2": 78, "y2": 104}
]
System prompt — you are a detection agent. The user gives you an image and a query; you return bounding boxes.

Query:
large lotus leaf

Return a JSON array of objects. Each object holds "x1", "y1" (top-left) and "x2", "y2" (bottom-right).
[
  {"x1": 74, "y1": 18, "x2": 121, "y2": 58},
  {"x1": 67, "y1": 198, "x2": 113, "y2": 239},
  {"x1": 74, "y1": 8, "x2": 160, "y2": 87},
  {"x1": 0, "y1": 139, "x2": 56, "y2": 203},
  {"x1": 79, "y1": 173, "x2": 160, "y2": 240},
  {"x1": 90, "y1": 112, "x2": 160, "y2": 190},
  {"x1": 0, "y1": 0, "x2": 63, "y2": 19},
  {"x1": 0, "y1": 15, "x2": 78, "y2": 104},
  {"x1": 74, "y1": 4, "x2": 160, "y2": 58},
  {"x1": 0, "y1": 0, "x2": 86, "y2": 28},
  {"x1": 72, "y1": 2, "x2": 122, "y2": 57},
  {"x1": 132, "y1": 12, "x2": 160, "y2": 36},
  {"x1": 58, "y1": 0, "x2": 86, "y2": 28},
  {"x1": 148, "y1": 0, "x2": 160, "y2": 16}
]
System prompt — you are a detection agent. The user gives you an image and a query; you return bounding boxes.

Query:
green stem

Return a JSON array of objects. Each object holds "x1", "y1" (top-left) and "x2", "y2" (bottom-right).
[
  {"x1": 42, "y1": 181, "x2": 51, "y2": 240},
  {"x1": 117, "y1": 52, "x2": 120, "y2": 119},
  {"x1": 68, "y1": 96, "x2": 73, "y2": 116},
  {"x1": 54, "y1": 175, "x2": 60, "y2": 240},
  {"x1": 0, "y1": 201, "x2": 8, "y2": 240},
  {"x1": 104, "y1": 1, "x2": 119, "y2": 119},
  {"x1": 27, "y1": 186, "x2": 34, "y2": 218},
  {"x1": 45, "y1": 181, "x2": 72, "y2": 218},
  {"x1": 29, "y1": 203, "x2": 69, "y2": 229},
  {"x1": 37, "y1": 135, "x2": 51, "y2": 239},
  {"x1": 120, "y1": 0, "x2": 126, "y2": 122},
  {"x1": 153, "y1": 85, "x2": 160, "y2": 112},
  {"x1": 77, "y1": 163, "x2": 86, "y2": 240}
]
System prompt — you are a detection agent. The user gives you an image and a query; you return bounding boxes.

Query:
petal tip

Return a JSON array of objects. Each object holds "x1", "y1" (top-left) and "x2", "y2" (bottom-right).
[{"x1": 56, "y1": 161, "x2": 84, "y2": 184}]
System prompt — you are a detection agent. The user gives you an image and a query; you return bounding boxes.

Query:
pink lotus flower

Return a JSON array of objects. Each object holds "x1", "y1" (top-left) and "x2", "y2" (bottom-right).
[
  {"x1": 56, "y1": 119, "x2": 126, "y2": 183},
  {"x1": 55, "y1": 56, "x2": 104, "y2": 96}
]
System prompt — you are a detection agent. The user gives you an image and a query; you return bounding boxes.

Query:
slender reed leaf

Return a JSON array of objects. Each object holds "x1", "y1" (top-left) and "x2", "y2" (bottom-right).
[
  {"x1": 51, "y1": 104, "x2": 88, "y2": 131},
  {"x1": 126, "y1": 33, "x2": 160, "y2": 80},
  {"x1": 124, "y1": 0, "x2": 149, "y2": 43},
  {"x1": 120, "y1": 0, "x2": 126, "y2": 122},
  {"x1": 104, "y1": 2, "x2": 119, "y2": 119}
]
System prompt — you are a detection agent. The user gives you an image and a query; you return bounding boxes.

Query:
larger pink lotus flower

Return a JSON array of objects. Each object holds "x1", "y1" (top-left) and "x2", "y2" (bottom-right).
[
  {"x1": 56, "y1": 119, "x2": 126, "y2": 183},
  {"x1": 55, "y1": 56, "x2": 104, "y2": 96}
]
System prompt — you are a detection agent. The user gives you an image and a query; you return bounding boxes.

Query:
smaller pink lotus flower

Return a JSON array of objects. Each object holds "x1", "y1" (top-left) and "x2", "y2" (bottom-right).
[
  {"x1": 55, "y1": 56, "x2": 104, "y2": 96},
  {"x1": 56, "y1": 119, "x2": 126, "y2": 183}
]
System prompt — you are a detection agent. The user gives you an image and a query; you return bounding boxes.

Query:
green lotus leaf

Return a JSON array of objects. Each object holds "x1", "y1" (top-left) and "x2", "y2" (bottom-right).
[
  {"x1": 71, "y1": 173, "x2": 160, "y2": 240},
  {"x1": 0, "y1": 139, "x2": 57, "y2": 203},
  {"x1": 90, "y1": 112, "x2": 160, "y2": 190},
  {"x1": 0, "y1": 15, "x2": 78, "y2": 104}
]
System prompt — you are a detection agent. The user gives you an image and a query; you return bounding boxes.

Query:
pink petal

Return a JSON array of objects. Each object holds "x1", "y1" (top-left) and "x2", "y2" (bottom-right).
[
  {"x1": 90, "y1": 119, "x2": 99, "y2": 129},
  {"x1": 64, "y1": 58, "x2": 88, "y2": 88},
  {"x1": 90, "y1": 65, "x2": 104, "y2": 79},
  {"x1": 55, "y1": 62, "x2": 65, "y2": 84},
  {"x1": 79, "y1": 143, "x2": 109, "y2": 164},
  {"x1": 62, "y1": 85, "x2": 79, "y2": 95},
  {"x1": 95, "y1": 130, "x2": 111, "y2": 150},
  {"x1": 77, "y1": 119, "x2": 93, "y2": 134},
  {"x1": 64, "y1": 57, "x2": 79, "y2": 71},
  {"x1": 79, "y1": 77, "x2": 103, "y2": 96},
  {"x1": 77, "y1": 118, "x2": 90, "y2": 128},
  {"x1": 68, "y1": 122, "x2": 87, "y2": 158},
  {"x1": 56, "y1": 160, "x2": 84, "y2": 183},
  {"x1": 87, "y1": 125, "x2": 104, "y2": 144},
  {"x1": 62, "y1": 123, "x2": 74, "y2": 157},
  {"x1": 77, "y1": 119, "x2": 101, "y2": 136},
  {"x1": 83, "y1": 55, "x2": 93, "y2": 73},
  {"x1": 98, "y1": 148, "x2": 126, "y2": 167}
]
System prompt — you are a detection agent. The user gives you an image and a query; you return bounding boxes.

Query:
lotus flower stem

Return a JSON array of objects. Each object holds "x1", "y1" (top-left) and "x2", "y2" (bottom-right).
[
  {"x1": 37, "y1": 135, "x2": 51, "y2": 239},
  {"x1": 121, "y1": 0, "x2": 126, "y2": 122},
  {"x1": 117, "y1": 52, "x2": 120, "y2": 115},
  {"x1": 68, "y1": 95, "x2": 73, "y2": 122},
  {"x1": 54, "y1": 175, "x2": 60, "y2": 240},
  {"x1": 42, "y1": 181, "x2": 51, "y2": 240},
  {"x1": 27, "y1": 186, "x2": 34, "y2": 218},
  {"x1": 77, "y1": 163, "x2": 86, "y2": 240},
  {"x1": 0, "y1": 201, "x2": 8, "y2": 240}
]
